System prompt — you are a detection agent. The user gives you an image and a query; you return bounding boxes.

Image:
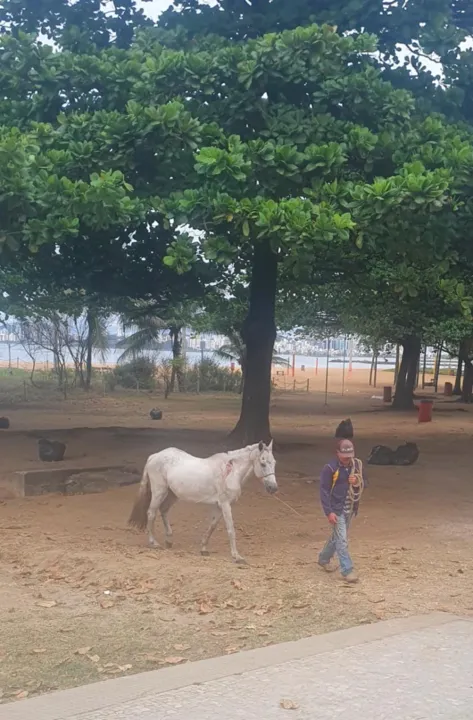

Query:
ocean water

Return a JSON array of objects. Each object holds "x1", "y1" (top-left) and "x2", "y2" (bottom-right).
[{"x1": 0, "y1": 343, "x2": 397, "y2": 371}]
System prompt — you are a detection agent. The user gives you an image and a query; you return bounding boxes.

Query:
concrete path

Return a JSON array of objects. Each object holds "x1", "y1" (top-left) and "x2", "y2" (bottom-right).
[{"x1": 3, "y1": 613, "x2": 472, "y2": 720}]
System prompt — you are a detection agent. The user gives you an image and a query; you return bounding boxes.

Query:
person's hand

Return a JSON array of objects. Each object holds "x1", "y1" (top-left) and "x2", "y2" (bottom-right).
[
  {"x1": 328, "y1": 513, "x2": 338, "y2": 525},
  {"x1": 348, "y1": 475, "x2": 358, "y2": 485}
]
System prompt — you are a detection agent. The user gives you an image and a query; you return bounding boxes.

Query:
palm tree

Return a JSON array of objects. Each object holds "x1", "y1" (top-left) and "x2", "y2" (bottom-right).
[
  {"x1": 215, "y1": 331, "x2": 290, "y2": 393},
  {"x1": 84, "y1": 310, "x2": 109, "y2": 390},
  {"x1": 117, "y1": 301, "x2": 198, "y2": 392}
]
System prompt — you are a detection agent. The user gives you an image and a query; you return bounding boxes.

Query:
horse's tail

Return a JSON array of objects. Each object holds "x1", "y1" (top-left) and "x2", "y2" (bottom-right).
[{"x1": 128, "y1": 466, "x2": 152, "y2": 530}]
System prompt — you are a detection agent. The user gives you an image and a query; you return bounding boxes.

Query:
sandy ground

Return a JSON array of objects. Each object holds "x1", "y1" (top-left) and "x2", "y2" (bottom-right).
[{"x1": 0, "y1": 368, "x2": 472, "y2": 704}]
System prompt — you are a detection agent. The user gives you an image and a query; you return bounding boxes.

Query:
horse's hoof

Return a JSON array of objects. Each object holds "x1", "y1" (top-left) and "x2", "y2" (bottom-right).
[
  {"x1": 165, "y1": 541, "x2": 173, "y2": 549},
  {"x1": 234, "y1": 556, "x2": 247, "y2": 565},
  {"x1": 148, "y1": 541, "x2": 161, "y2": 550},
  {"x1": 201, "y1": 550, "x2": 210, "y2": 557}
]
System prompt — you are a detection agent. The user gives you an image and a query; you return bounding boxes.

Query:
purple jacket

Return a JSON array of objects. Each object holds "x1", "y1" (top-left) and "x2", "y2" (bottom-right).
[{"x1": 320, "y1": 458, "x2": 367, "y2": 517}]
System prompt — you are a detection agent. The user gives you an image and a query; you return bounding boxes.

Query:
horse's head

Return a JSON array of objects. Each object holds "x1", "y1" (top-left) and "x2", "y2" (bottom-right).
[{"x1": 252, "y1": 440, "x2": 278, "y2": 494}]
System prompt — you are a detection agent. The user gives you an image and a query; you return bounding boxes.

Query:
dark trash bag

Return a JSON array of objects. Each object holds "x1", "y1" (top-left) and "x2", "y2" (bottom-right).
[
  {"x1": 393, "y1": 442, "x2": 419, "y2": 466},
  {"x1": 367, "y1": 445, "x2": 395, "y2": 465},
  {"x1": 368, "y1": 442, "x2": 419, "y2": 466},
  {"x1": 38, "y1": 438, "x2": 66, "y2": 462}
]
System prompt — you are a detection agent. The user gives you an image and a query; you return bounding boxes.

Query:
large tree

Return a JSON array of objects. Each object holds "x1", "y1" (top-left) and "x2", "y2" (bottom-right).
[{"x1": 3, "y1": 5, "x2": 473, "y2": 435}]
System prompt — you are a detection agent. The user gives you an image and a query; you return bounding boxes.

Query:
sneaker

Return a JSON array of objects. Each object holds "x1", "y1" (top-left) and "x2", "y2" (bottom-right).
[
  {"x1": 318, "y1": 561, "x2": 337, "y2": 573},
  {"x1": 342, "y1": 571, "x2": 359, "y2": 584}
]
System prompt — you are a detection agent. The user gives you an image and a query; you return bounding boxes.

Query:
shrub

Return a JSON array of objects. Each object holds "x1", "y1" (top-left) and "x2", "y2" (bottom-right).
[
  {"x1": 185, "y1": 358, "x2": 241, "y2": 392},
  {"x1": 114, "y1": 356, "x2": 156, "y2": 390}
]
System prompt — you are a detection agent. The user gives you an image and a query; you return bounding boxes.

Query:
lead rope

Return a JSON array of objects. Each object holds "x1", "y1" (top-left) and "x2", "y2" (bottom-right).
[{"x1": 347, "y1": 458, "x2": 364, "y2": 511}]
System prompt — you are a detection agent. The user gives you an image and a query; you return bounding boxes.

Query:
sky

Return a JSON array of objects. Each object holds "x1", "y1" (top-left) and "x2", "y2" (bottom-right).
[{"x1": 136, "y1": 0, "x2": 214, "y2": 20}]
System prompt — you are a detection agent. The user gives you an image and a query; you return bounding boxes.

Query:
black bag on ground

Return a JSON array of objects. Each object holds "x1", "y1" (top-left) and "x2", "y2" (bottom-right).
[
  {"x1": 393, "y1": 442, "x2": 419, "y2": 466},
  {"x1": 367, "y1": 445, "x2": 395, "y2": 465}
]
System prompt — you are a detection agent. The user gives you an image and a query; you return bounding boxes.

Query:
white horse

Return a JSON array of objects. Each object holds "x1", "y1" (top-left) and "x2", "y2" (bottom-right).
[{"x1": 128, "y1": 441, "x2": 277, "y2": 563}]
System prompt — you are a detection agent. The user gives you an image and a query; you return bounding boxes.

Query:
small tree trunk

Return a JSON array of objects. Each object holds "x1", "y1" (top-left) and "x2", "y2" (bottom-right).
[
  {"x1": 454, "y1": 352, "x2": 463, "y2": 395},
  {"x1": 373, "y1": 349, "x2": 378, "y2": 388},
  {"x1": 85, "y1": 310, "x2": 94, "y2": 390},
  {"x1": 228, "y1": 239, "x2": 277, "y2": 445},
  {"x1": 29, "y1": 358, "x2": 37, "y2": 387},
  {"x1": 392, "y1": 336, "x2": 421, "y2": 410},
  {"x1": 433, "y1": 346, "x2": 442, "y2": 393},
  {"x1": 461, "y1": 358, "x2": 473, "y2": 403},
  {"x1": 394, "y1": 344, "x2": 400, "y2": 386},
  {"x1": 238, "y1": 356, "x2": 246, "y2": 395},
  {"x1": 369, "y1": 353, "x2": 374, "y2": 386},
  {"x1": 170, "y1": 327, "x2": 183, "y2": 393},
  {"x1": 421, "y1": 346, "x2": 427, "y2": 389}
]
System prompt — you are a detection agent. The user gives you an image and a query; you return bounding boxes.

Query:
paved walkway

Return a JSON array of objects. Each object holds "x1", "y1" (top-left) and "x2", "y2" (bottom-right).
[{"x1": 3, "y1": 613, "x2": 472, "y2": 720}]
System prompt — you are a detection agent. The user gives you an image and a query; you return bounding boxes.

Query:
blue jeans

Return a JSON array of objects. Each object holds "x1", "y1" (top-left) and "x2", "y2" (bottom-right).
[{"x1": 319, "y1": 512, "x2": 353, "y2": 576}]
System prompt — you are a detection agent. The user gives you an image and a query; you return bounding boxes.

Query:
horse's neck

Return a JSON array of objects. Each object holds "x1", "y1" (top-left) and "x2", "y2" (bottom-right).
[{"x1": 226, "y1": 447, "x2": 255, "y2": 487}]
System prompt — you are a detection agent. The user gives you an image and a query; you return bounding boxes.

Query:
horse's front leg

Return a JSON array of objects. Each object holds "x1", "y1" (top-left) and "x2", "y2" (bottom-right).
[{"x1": 219, "y1": 501, "x2": 246, "y2": 564}]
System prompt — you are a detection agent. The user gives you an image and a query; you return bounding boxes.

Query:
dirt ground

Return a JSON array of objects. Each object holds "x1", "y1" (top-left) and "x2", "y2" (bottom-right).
[{"x1": 1, "y1": 368, "x2": 472, "y2": 704}]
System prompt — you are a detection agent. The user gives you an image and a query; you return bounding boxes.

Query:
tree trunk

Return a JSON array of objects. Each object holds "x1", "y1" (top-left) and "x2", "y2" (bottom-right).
[
  {"x1": 238, "y1": 355, "x2": 246, "y2": 395},
  {"x1": 369, "y1": 353, "x2": 374, "y2": 386},
  {"x1": 170, "y1": 327, "x2": 183, "y2": 393},
  {"x1": 461, "y1": 358, "x2": 473, "y2": 403},
  {"x1": 453, "y1": 352, "x2": 463, "y2": 395},
  {"x1": 394, "y1": 344, "x2": 400, "y2": 386},
  {"x1": 392, "y1": 336, "x2": 421, "y2": 410},
  {"x1": 421, "y1": 346, "x2": 427, "y2": 389},
  {"x1": 228, "y1": 240, "x2": 277, "y2": 445},
  {"x1": 433, "y1": 346, "x2": 442, "y2": 393},
  {"x1": 85, "y1": 310, "x2": 94, "y2": 390}
]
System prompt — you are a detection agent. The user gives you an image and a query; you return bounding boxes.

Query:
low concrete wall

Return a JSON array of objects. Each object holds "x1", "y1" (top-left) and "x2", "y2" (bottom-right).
[{"x1": 0, "y1": 465, "x2": 140, "y2": 499}]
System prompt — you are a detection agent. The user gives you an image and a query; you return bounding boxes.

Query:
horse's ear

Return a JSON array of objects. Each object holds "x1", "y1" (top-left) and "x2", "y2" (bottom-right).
[
  {"x1": 258, "y1": 441, "x2": 264, "y2": 452},
  {"x1": 268, "y1": 439, "x2": 273, "y2": 451}
]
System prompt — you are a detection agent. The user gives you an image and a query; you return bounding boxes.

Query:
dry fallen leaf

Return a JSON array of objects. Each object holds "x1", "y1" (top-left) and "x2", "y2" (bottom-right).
[
  {"x1": 32, "y1": 649, "x2": 46, "y2": 654},
  {"x1": 15, "y1": 691, "x2": 29, "y2": 700},
  {"x1": 164, "y1": 656, "x2": 187, "y2": 665},
  {"x1": 75, "y1": 647, "x2": 92, "y2": 656},
  {"x1": 280, "y1": 699, "x2": 299, "y2": 710},
  {"x1": 173, "y1": 644, "x2": 191, "y2": 652},
  {"x1": 232, "y1": 579, "x2": 243, "y2": 590},
  {"x1": 254, "y1": 607, "x2": 271, "y2": 616},
  {"x1": 36, "y1": 600, "x2": 57, "y2": 608},
  {"x1": 222, "y1": 599, "x2": 239, "y2": 609},
  {"x1": 292, "y1": 602, "x2": 309, "y2": 610},
  {"x1": 100, "y1": 600, "x2": 114, "y2": 609},
  {"x1": 87, "y1": 655, "x2": 100, "y2": 663},
  {"x1": 144, "y1": 654, "x2": 161, "y2": 664},
  {"x1": 199, "y1": 602, "x2": 213, "y2": 615}
]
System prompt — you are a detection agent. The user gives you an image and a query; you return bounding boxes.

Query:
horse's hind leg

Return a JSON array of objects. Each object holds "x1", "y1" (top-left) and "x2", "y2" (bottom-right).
[
  {"x1": 200, "y1": 505, "x2": 222, "y2": 556},
  {"x1": 160, "y1": 491, "x2": 178, "y2": 549},
  {"x1": 147, "y1": 484, "x2": 168, "y2": 549}
]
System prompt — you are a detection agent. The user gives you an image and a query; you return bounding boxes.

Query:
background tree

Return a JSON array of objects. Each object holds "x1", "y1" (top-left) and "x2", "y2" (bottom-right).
[{"x1": 117, "y1": 300, "x2": 200, "y2": 392}]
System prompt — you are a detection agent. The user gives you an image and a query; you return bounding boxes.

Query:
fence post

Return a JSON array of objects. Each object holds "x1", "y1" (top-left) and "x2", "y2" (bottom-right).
[{"x1": 293, "y1": 379, "x2": 296, "y2": 391}]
